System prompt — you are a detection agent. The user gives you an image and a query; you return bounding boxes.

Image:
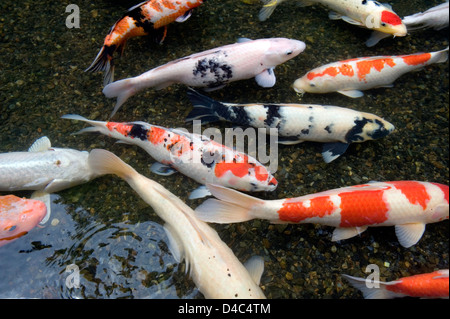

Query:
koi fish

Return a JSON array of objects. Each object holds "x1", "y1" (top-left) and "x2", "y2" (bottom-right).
[
  {"x1": 186, "y1": 89, "x2": 395, "y2": 163},
  {"x1": 403, "y1": 1, "x2": 449, "y2": 31},
  {"x1": 85, "y1": 0, "x2": 207, "y2": 85},
  {"x1": 258, "y1": 0, "x2": 406, "y2": 38},
  {"x1": 367, "y1": 1, "x2": 449, "y2": 47},
  {"x1": 0, "y1": 195, "x2": 47, "y2": 247},
  {"x1": 62, "y1": 114, "x2": 277, "y2": 199},
  {"x1": 195, "y1": 181, "x2": 449, "y2": 248},
  {"x1": 88, "y1": 148, "x2": 266, "y2": 299},
  {"x1": 293, "y1": 47, "x2": 449, "y2": 98},
  {"x1": 0, "y1": 136, "x2": 102, "y2": 193},
  {"x1": 343, "y1": 269, "x2": 449, "y2": 299},
  {"x1": 103, "y1": 37, "x2": 306, "y2": 117}
]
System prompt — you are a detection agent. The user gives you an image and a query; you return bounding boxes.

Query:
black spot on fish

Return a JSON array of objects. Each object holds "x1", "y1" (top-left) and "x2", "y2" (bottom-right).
[
  {"x1": 193, "y1": 57, "x2": 233, "y2": 88},
  {"x1": 263, "y1": 104, "x2": 282, "y2": 129},
  {"x1": 301, "y1": 128, "x2": 309, "y2": 135},
  {"x1": 129, "y1": 124, "x2": 149, "y2": 141},
  {"x1": 324, "y1": 125, "x2": 332, "y2": 134},
  {"x1": 127, "y1": 7, "x2": 155, "y2": 35},
  {"x1": 368, "y1": 119, "x2": 390, "y2": 140},
  {"x1": 362, "y1": 0, "x2": 367, "y2": 4},
  {"x1": 345, "y1": 118, "x2": 371, "y2": 142},
  {"x1": 309, "y1": 116, "x2": 314, "y2": 122}
]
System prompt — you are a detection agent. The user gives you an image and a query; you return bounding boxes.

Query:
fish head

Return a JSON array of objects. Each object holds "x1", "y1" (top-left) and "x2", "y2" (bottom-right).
[
  {"x1": 366, "y1": 9, "x2": 407, "y2": 36},
  {"x1": 430, "y1": 184, "x2": 449, "y2": 223},
  {"x1": 363, "y1": 117, "x2": 395, "y2": 141},
  {"x1": 0, "y1": 196, "x2": 47, "y2": 247},
  {"x1": 263, "y1": 38, "x2": 306, "y2": 66},
  {"x1": 293, "y1": 75, "x2": 315, "y2": 95}
]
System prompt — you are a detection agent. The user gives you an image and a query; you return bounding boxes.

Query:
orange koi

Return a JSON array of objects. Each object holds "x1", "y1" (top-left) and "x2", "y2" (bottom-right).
[
  {"x1": 85, "y1": 0, "x2": 206, "y2": 85},
  {"x1": 195, "y1": 181, "x2": 449, "y2": 247},
  {"x1": 343, "y1": 269, "x2": 449, "y2": 299}
]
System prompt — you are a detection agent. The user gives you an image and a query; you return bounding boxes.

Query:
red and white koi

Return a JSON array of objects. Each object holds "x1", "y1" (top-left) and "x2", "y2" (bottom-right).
[
  {"x1": 0, "y1": 195, "x2": 47, "y2": 247},
  {"x1": 88, "y1": 149, "x2": 266, "y2": 298},
  {"x1": 186, "y1": 89, "x2": 395, "y2": 163},
  {"x1": 62, "y1": 114, "x2": 277, "y2": 198},
  {"x1": 258, "y1": 0, "x2": 407, "y2": 38},
  {"x1": 293, "y1": 47, "x2": 449, "y2": 98},
  {"x1": 343, "y1": 269, "x2": 449, "y2": 299},
  {"x1": 0, "y1": 136, "x2": 102, "y2": 193},
  {"x1": 85, "y1": 0, "x2": 207, "y2": 85},
  {"x1": 195, "y1": 181, "x2": 449, "y2": 248},
  {"x1": 103, "y1": 37, "x2": 306, "y2": 117}
]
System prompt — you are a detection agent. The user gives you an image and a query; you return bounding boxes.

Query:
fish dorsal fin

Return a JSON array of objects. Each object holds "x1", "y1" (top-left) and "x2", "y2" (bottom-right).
[
  {"x1": 28, "y1": 136, "x2": 51, "y2": 152},
  {"x1": 237, "y1": 37, "x2": 253, "y2": 43},
  {"x1": 395, "y1": 223, "x2": 426, "y2": 248},
  {"x1": 244, "y1": 256, "x2": 265, "y2": 285},
  {"x1": 176, "y1": 10, "x2": 192, "y2": 23},
  {"x1": 433, "y1": 269, "x2": 449, "y2": 279}
]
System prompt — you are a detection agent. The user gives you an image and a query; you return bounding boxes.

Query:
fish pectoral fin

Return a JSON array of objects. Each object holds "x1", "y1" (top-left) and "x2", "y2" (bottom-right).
[
  {"x1": 237, "y1": 37, "x2": 253, "y2": 43},
  {"x1": 30, "y1": 190, "x2": 52, "y2": 226},
  {"x1": 276, "y1": 136, "x2": 304, "y2": 145},
  {"x1": 341, "y1": 15, "x2": 365, "y2": 26},
  {"x1": 163, "y1": 223, "x2": 185, "y2": 264},
  {"x1": 44, "y1": 179, "x2": 75, "y2": 193},
  {"x1": 175, "y1": 9, "x2": 193, "y2": 23},
  {"x1": 28, "y1": 136, "x2": 52, "y2": 152},
  {"x1": 188, "y1": 185, "x2": 212, "y2": 200},
  {"x1": 332, "y1": 226, "x2": 368, "y2": 241},
  {"x1": 328, "y1": 11, "x2": 343, "y2": 20},
  {"x1": 202, "y1": 84, "x2": 226, "y2": 92},
  {"x1": 366, "y1": 31, "x2": 392, "y2": 47},
  {"x1": 150, "y1": 162, "x2": 177, "y2": 176},
  {"x1": 395, "y1": 223, "x2": 426, "y2": 248},
  {"x1": 244, "y1": 256, "x2": 265, "y2": 286},
  {"x1": 337, "y1": 89, "x2": 364, "y2": 98},
  {"x1": 321, "y1": 142, "x2": 350, "y2": 163},
  {"x1": 255, "y1": 68, "x2": 276, "y2": 88}
]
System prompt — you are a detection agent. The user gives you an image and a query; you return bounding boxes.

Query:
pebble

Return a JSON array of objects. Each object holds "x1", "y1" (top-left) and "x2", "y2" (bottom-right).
[{"x1": 50, "y1": 218, "x2": 60, "y2": 226}]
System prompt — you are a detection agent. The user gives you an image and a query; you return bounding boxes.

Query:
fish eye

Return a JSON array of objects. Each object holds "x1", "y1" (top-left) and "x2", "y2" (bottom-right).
[
  {"x1": 310, "y1": 83, "x2": 315, "y2": 87},
  {"x1": 381, "y1": 22, "x2": 386, "y2": 26},
  {"x1": 286, "y1": 50, "x2": 293, "y2": 55}
]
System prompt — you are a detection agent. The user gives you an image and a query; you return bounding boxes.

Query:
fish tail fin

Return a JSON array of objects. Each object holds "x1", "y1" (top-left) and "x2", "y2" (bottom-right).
[
  {"x1": 85, "y1": 45, "x2": 116, "y2": 85},
  {"x1": 61, "y1": 114, "x2": 108, "y2": 135},
  {"x1": 435, "y1": 46, "x2": 449, "y2": 64},
  {"x1": 194, "y1": 184, "x2": 264, "y2": 223},
  {"x1": 259, "y1": 0, "x2": 282, "y2": 21},
  {"x1": 88, "y1": 148, "x2": 136, "y2": 180},
  {"x1": 102, "y1": 78, "x2": 137, "y2": 118},
  {"x1": 185, "y1": 88, "x2": 224, "y2": 124},
  {"x1": 342, "y1": 274, "x2": 399, "y2": 299}
]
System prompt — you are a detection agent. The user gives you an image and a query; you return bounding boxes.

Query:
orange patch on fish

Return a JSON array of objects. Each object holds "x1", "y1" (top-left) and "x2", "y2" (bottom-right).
[
  {"x1": 385, "y1": 271, "x2": 449, "y2": 298},
  {"x1": 356, "y1": 58, "x2": 396, "y2": 82},
  {"x1": 431, "y1": 183, "x2": 449, "y2": 203},
  {"x1": 402, "y1": 53, "x2": 432, "y2": 66},
  {"x1": 381, "y1": 11, "x2": 402, "y2": 26},
  {"x1": 339, "y1": 189, "x2": 388, "y2": 227},
  {"x1": 307, "y1": 63, "x2": 354, "y2": 80},
  {"x1": 148, "y1": 126, "x2": 167, "y2": 144},
  {"x1": 106, "y1": 122, "x2": 133, "y2": 137},
  {"x1": 214, "y1": 161, "x2": 269, "y2": 182},
  {"x1": 389, "y1": 181, "x2": 430, "y2": 210},
  {"x1": 278, "y1": 196, "x2": 335, "y2": 223}
]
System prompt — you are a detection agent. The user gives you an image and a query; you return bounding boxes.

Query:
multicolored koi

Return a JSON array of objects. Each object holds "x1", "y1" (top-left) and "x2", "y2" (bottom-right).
[
  {"x1": 102, "y1": 37, "x2": 306, "y2": 117},
  {"x1": 293, "y1": 47, "x2": 449, "y2": 98},
  {"x1": 85, "y1": 0, "x2": 207, "y2": 85},
  {"x1": 62, "y1": 114, "x2": 277, "y2": 198},
  {"x1": 195, "y1": 181, "x2": 449, "y2": 247},
  {"x1": 0, "y1": 195, "x2": 47, "y2": 247},
  {"x1": 87, "y1": 149, "x2": 266, "y2": 298},
  {"x1": 258, "y1": 0, "x2": 406, "y2": 38},
  {"x1": 186, "y1": 89, "x2": 395, "y2": 163},
  {"x1": 343, "y1": 269, "x2": 449, "y2": 299},
  {"x1": 0, "y1": 136, "x2": 102, "y2": 193}
]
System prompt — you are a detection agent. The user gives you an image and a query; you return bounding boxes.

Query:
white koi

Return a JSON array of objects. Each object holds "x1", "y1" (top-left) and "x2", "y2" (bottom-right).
[
  {"x1": 0, "y1": 136, "x2": 101, "y2": 193},
  {"x1": 293, "y1": 47, "x2": 449, "y2": 98},
  {"x1": 403, "y1": 1, "x2": 449, "y2": 31},
  {"x1": 103, "y1": 37, "x2": 306, "y2": 117},
  {"x1": 185, "y1": 89, "x2": 395, "y2": 163},
  {"x1": 258, "y1": 0, "x2": 406, "y2": 38},
  {"x1": 88, "y1": 148, "x2": 266, "y2": 299},
  {"x1": 62, "y1": 114, "x2": 277, "y2": 198}
]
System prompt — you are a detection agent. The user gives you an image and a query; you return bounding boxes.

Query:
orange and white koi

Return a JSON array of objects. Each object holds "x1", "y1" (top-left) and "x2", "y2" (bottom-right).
[
  {"x1": 62, "y1": 114, "x2": 277, "y2": 198},
  {"x1": 0, "y1": 136, "x2": 102, "y2": 193},
  {"x1": 293, "y1": 47, "x2": 449, "y2": 98},
  {"x1": 88, "y1": 149, "x2": 266, "y2": 298},
  {"x1": 186, "y1": 89, "x2": 395, "y2": 163},
  {"x1": 85, "y1": 0, "x2": 207, "y2": 85},
  {"x1": 195, "y1": 181, "x2": 449, "y2": 248},
  {"x1": 343, "y1": 269, "x2": 449, "y2": 299},
  {"x1": 103, "y1": 37, "x2": 306, "y2": 117},
  {"x1": 258, "y1": 0, "x2": 406, "y2": 38},
  {"x1": 0, "y1": 195, "x2": 47, "y2": 247}
]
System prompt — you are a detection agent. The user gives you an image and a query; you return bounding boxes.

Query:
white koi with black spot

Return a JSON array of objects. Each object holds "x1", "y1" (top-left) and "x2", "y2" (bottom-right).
[
  {"x1": 102, "y1": 37, "x2": 306, "y2": 117},
  {"x1": 62, "y1": 115, "x2": 277, "y2": 195},
  {"x1": 186, "y1": 89, "x2": 394, "y2": 163}
]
